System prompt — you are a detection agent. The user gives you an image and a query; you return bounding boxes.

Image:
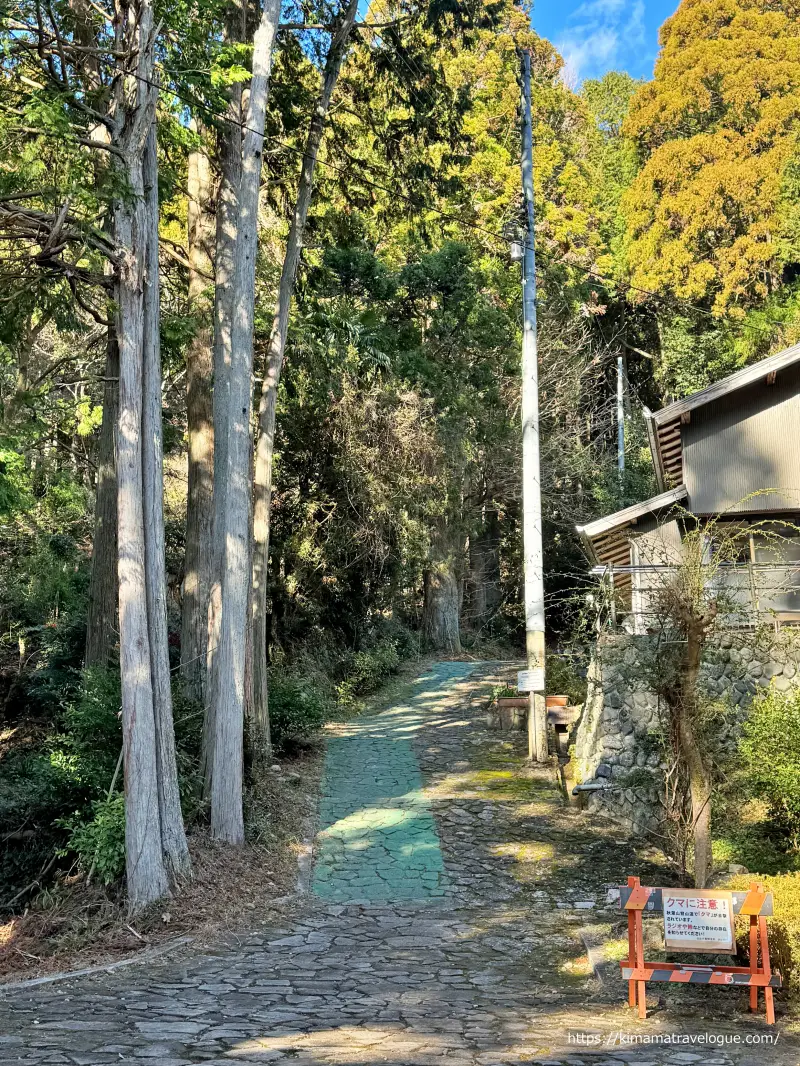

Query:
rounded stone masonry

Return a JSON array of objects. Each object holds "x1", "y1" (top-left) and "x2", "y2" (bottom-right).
[{"x1": 572, "y1": 629, "x2": 800, "y2": 837}]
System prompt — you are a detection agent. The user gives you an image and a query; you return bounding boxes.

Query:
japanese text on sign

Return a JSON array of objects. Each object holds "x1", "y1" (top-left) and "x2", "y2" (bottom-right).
[
  {"x1": 517, "y1": 669, "x2": 544, "y2": 693},
  {"x1": 663, "y1": 890, "x2": 735, "y2": 953}
]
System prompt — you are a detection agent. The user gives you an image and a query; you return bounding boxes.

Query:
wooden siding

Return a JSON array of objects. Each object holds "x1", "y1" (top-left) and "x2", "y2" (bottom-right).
[
  {"x1": 684, "y1": 364, "x2": 800, "y2": 515},
  {"x1": 590, "y1": 530, "x2": 632, "y2": 601},
  {"x1": 655, "y1": 418, "x2": 683, "y2": 486}
]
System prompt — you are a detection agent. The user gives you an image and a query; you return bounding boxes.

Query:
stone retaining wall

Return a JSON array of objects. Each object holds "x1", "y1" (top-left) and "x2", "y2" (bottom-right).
[{"x1": 573, "y1": 629, "x2": 800, "y2": 836}]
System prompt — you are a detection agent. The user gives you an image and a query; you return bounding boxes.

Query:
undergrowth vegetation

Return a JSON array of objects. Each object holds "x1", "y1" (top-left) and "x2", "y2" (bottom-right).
[
  {"x1": 0, "y1": 619, "x2": 416, "y2": 901},
  {"x1": 712, "y1": 685, "x2": 800, "y2": 880}
]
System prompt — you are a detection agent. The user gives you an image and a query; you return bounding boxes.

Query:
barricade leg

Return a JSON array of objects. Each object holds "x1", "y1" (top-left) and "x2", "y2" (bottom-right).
[
  {"x1": 764, "y1": 987, "x2": 775, "y2": 1025},
  {"x1": 749, "y1": 915, "x2": 758, "y2": 1013},
  {"x1": 759, "y1": 914, "x2": 775, "y2": 1025},
  {"x1": 633, "y1": 904, "x2": 646, "y2": 1019},
  {"x1": 626, "y1": 876, "x2": 638, "y2": 1013}
]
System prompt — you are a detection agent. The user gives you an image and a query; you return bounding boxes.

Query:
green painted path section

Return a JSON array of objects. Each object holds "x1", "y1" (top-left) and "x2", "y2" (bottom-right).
[{"x1": 312, "y1": 661, "x2": 475, "y2": 902}]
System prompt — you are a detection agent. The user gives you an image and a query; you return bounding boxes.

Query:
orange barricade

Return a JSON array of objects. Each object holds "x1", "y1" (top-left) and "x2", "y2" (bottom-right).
[{"x1": 619, "y1": 875, "x2": 781, "y2": 1023}]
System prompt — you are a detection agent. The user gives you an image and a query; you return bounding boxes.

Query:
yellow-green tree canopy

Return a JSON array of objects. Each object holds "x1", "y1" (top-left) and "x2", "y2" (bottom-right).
[{"x1": 621, "y1": 0, "x2": 800, "y2": 315}]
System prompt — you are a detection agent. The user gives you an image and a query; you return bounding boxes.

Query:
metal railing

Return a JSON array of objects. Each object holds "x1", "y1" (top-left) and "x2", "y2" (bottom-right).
[{"x1": 592, "y1": 562, "x2": 800, "y2": 632}]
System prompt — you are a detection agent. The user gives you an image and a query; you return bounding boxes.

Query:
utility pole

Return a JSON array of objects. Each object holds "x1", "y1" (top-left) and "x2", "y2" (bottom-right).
[
  {"x1": 519, "y1": 49, "x2": 547, "y2": 764},
  {"x1": 617, "y1": 353, "x2": 625, "y2": 475}
]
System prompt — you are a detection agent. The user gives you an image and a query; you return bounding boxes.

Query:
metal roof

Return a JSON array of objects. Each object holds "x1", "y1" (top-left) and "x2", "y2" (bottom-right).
[{"x1": 577, "y1": 486, "x2": 688, "y2": 542}]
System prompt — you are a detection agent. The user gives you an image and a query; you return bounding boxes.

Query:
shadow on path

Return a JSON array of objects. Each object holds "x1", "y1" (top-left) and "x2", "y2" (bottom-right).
[{"x1": 0, "y1": 662, "x2": 796, "y2": 1065}]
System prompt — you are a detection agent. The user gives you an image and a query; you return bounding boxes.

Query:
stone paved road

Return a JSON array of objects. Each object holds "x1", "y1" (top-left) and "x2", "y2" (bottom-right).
[
  {"x1": 0, "y1": 662, "x2": 797, "y2": 1065},
  {"x1": 312, "y1": 665, "x2": 467, "y2": 902}
]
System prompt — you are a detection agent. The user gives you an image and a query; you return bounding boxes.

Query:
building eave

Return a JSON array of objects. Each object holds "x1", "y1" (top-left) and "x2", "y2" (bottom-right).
[
  {"x1": 643, "y1": 406, "x2": 666, "y2": 493},
  {"x1": 652, "y1": 343, "x2": 800, "y2": 427},
  {"x1": 575, "y1": 485, "x2": 688, "y2": 543}
]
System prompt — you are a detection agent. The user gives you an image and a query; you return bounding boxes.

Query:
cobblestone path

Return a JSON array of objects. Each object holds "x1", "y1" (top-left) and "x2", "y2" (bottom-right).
[
  {"x1": 312, "y1": 664, "x2": 471, "y2": 902},
  {"x1": 1, "y1": 662, "x2": 797, "y2": 1065}
]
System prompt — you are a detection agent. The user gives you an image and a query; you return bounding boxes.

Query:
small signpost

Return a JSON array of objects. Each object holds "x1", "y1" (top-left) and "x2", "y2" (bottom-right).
[
  {"x1": 619, "y1": 875, "x2": 781, "y2": 1023},
  {"x1": 517, "y1": 668, "x2": 544, "y2": 693}
]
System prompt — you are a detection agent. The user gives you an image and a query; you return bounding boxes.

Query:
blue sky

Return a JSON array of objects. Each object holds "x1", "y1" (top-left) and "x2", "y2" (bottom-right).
[{"x1": 532, "y1": 0, "x2": 678, "y2": 85}]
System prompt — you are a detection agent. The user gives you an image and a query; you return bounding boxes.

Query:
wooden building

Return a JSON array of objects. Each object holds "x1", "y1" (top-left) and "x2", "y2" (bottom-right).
[{"x1": 577, "y1": 344, "x2": 800, "y2": 632}]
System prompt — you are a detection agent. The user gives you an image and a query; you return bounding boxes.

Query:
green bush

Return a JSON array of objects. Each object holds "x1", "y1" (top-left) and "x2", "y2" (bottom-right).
[
  {"x1": 545, "y1": 653, "x2": 587, "y2": 705},
  {"x1": 740, "y1": 686, "x2": 800, "y2": 849},
  {"x1": 373, "y1": 617, "x2": 418, "y2": 659},
  {"x1": 712, "y1": 819, "x2": 795, "y2": 878},
  {"x1": 268, "y1": 673, "x2": 330, "y2": 752},
  {"x1": 54, "y1": 666, "x2": 122, "y2": 793},
  {"x1": 63, "y1": 794, "x2": 126, "y2": 885},
  {"x1": 337, "y1": 640, "x2": 401, "y2": 705}
]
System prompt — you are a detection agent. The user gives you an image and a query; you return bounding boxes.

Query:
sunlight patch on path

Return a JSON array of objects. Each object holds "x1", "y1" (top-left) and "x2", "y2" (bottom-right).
[{"x1": 312, "y1": 662, "x2": 475, "y2": 902}]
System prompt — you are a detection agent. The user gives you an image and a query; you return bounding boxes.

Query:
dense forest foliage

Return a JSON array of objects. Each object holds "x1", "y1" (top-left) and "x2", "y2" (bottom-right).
[{"x1": 0, "y1": 0, "x2": 798, "y2": 908}]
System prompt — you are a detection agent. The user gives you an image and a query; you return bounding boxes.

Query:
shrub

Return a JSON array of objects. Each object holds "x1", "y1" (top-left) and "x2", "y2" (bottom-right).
[
  {"x1": 739, "y1": 686, "x2": 800, "y2": 850},
  {"x1": 373, "y1": 616, "x2": 418, "y2": 659},
  {"x1": 546, "y1": 653, "x2": 587, "y2": 705},
  {"x1": 336, "y1": 640, "x2": 401, "y2": 706},
  {"x1": 63, "y1": 794, "x2": 126, "y2": 885},
  {"x1": 268, "y1": 673, "x2": 330, "y2": 752},
  {"x1": 57, "y1": 667, "x2": 122, "y2": 791}
]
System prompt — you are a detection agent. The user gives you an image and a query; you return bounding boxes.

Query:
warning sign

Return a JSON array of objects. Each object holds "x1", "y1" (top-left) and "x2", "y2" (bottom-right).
[
  {"x1": 517, "y1": 668, "x2": 544, "y2": 692},
  {"x1": 663, "y1": 889, "x2": 736, "y2": 953}
]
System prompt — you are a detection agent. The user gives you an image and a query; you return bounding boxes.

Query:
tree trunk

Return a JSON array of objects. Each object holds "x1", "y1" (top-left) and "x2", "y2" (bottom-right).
[
  {"x1": 679, "y1": 621, "x2": 713, "y2": 889},
  {"x1": 115, "y1": 157, "x2": 170, "y2": 911},
  {"x1": 114, "y1": 0, "x2": 169, "y2": 910},
  {"x1": 85, "y1": 330, "x2": 119, "y2": 668},
  {"x1": 181, "y1": 126, "x2": 215, "y2": 704},
  {"x1": 203, "y1": 0, "x2": 245, "y2": 798},
  {"x1": 211, "y1": 0, "x2": 281, "y2": 844},
  {"x1": 469, "y1": 506, "x2": 501, "y2": 628},
  {"x1": 142, "y1": 124, "x2": 191, "y2": 882},
  {"x1": 250, "y1": 0, "x2": 359, "y2": 763},
  {"x1": 423, "y1": 527, "x2": 462, "y2": 655}
]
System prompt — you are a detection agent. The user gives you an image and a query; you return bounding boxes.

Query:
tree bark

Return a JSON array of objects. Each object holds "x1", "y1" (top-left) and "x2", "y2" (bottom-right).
[
  {"x1": 114, "y1": 0, "x2": 169, "y2": 910},
  {"x1": 85, "y1": 329, "x2": 119, "y2": 668},
  {"x1": 423, "y1": 526, "x2": 462, "y2": 655},
  {"x1": 679, "y1": 620, "x2": 713, "y2": 889},
  {"x1": 250, "y1": 0, "x2": 359, "y2": 764},
  {"x1": 115, "y1": 141, "x2": 170, "y2": 910},
  {"x1": 211, "y1": 0, "x2": 281, "y2": 844},
  {"x1": 142, "y1": 124, "x2": 191, "y2": 882},
  {"x1": 469, "y1": 505, "x2": 502, "y2": 628},
  {"x1": 181, "y1": 126, "x2": 215, "y2": 704},
  {"x1": 203, "y1": 0, "x2": 245, "y2": 798}
]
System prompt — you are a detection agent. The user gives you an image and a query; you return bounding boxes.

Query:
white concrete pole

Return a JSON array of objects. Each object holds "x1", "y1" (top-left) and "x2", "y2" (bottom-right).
[{"x1": 519, "y1": 49, "x2": 547, "y2": 763}]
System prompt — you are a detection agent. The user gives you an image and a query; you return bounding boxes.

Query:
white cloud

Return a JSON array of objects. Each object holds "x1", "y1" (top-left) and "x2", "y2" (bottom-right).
[{"x1": 556, "y1": 0, "x2": 647, "y2": 84}]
